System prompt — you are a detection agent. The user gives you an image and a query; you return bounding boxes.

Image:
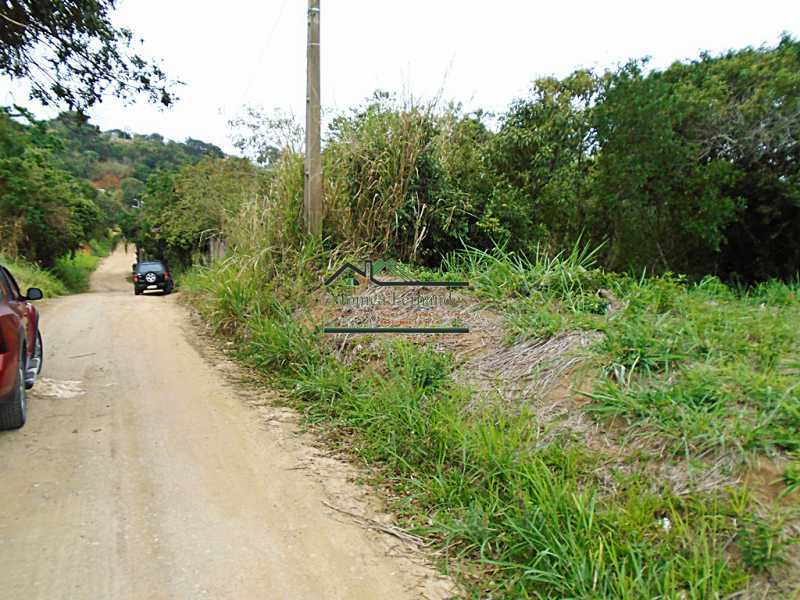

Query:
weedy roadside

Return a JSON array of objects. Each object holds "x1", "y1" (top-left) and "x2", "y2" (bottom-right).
[{"x1": 181, "y1": 242, "x2": 799, "y2": 599}]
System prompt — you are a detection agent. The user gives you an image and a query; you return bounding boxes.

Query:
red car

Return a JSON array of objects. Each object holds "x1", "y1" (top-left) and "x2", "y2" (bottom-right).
[{"x1": 0, "y1": 265, "x2": 43, "y2": 430}]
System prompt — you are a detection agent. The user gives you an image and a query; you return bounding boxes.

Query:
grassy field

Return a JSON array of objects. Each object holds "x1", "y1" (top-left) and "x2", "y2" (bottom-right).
[{"x1": 183, "y1": 244, "x2": 799, "y2": 599}]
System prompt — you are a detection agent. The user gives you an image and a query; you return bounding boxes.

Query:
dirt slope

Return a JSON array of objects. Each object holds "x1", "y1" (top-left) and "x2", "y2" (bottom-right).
[{"x1": 0, "y1": 247, "x2": 453, "y2": 600}]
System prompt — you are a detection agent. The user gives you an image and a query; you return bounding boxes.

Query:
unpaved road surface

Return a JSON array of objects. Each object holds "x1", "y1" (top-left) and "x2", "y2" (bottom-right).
[{"x1": 0, "y1": 248, "x2": 452, "y2": 600}]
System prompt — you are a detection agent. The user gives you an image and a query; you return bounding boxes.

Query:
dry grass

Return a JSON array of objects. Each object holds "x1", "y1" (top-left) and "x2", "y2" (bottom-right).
[{"x1": 459, "y1": 331, "x2": 602, "y2": 408}]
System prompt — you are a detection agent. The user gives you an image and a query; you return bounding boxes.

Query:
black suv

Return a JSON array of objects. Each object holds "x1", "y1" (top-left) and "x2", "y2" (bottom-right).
[{"x1": 133, "y1": 261, "x2": 174, "y2": 295}]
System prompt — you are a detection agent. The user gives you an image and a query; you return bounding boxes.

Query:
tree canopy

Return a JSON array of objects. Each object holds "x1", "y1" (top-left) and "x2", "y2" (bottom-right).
[{"x1": 0, "y1": 0, "x2": 178, "y2": 109}]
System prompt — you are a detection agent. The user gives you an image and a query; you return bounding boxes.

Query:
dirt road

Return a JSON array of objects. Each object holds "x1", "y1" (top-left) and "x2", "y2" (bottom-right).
[{"x1": 0, "y1": 247, "x2": 452, "y2": 600}]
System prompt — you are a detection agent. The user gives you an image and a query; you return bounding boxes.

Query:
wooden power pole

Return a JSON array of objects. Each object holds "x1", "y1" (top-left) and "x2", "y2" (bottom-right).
[{"x1": 304, "y1": 0, "x2": 322, "y2": 235}]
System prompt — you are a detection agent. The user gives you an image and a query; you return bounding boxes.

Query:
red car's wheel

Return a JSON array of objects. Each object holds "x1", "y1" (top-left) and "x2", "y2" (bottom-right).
[
  {"x1": 25, "y1": 329, "x2": 42, "y2": 389},
  {"x1": 35, "y1": 330, "x2": 43, "y2": 374},
  {"x1": 0, "y1": 361, "x2": 27, "y2": 430}
]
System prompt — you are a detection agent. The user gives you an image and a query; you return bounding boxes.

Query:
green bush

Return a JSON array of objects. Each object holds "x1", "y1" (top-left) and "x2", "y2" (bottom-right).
[
  {"x1": 51, "y1": 252, "x2": 102, "y2": 293},
  {"x1": 49, "y1": 238, "x2": 111, "y2": 293},
  {"x1": 88, "y1": 237, "x2": 113, "y2": 257}
]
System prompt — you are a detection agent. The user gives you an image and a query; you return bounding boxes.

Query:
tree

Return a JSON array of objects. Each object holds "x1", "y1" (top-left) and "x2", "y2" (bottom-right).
[
  {"x1": 592, "y1": 60, "x2": 741, "y2": 274},
  {"x1": 228, "y1": 107, "x2": 303, "y2": 166},
  {"x1": 134, "y1": 157, "x2": 262, "y2": 268},
  {"x1": 0, "y1": 145, "x2": 100, "y2": 265},
  {"x1": 592, "y1": 37, "x2": 800, "y2": 280},
  {"x1": 0, "y1": 0, "x2": 178, "y2": 110},
  {"x1": 490, "y1": 71, "x2": 603, "y2": 254},
  {"x1": 681, "y1": 36, "x2": 800, "y2": 281},
  {"x1": 1, "y1": 108, "x2": 104, "y2": 263}
]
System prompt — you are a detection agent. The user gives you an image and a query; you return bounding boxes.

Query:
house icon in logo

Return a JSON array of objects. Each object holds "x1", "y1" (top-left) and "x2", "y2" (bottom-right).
[
  {"x1": 323, "y1": 259, "x2": 470, "y2": 335},
  {"x1": 325, "y1": 260, "x2": 469, "y2": 288}
]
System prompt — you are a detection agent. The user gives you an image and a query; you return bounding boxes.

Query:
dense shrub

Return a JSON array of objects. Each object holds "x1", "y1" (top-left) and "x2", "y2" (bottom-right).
[{"x1": 482, "y1": 36, "x2": 800, "y2": 282}]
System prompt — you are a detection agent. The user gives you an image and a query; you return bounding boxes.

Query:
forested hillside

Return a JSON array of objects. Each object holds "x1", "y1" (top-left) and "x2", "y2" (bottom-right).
[{"x1": 0, "y1": 107, "x2": 223, "y2": 288}]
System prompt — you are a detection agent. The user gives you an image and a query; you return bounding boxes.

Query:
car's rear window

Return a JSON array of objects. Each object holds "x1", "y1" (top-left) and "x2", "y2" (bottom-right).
[{"x1": 136, "y1": 262, "x2": 165, "y2": 273}]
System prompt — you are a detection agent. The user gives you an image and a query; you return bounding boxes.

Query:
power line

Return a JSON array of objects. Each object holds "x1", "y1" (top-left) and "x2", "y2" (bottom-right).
[{"x1": 238, "y1": 0, "x2": 291, "y2": 106}]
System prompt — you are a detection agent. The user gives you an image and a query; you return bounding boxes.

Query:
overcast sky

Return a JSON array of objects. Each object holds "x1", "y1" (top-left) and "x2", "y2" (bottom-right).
[{"x1": 2, "y1": 0, "x2": 798, "y2": 154}]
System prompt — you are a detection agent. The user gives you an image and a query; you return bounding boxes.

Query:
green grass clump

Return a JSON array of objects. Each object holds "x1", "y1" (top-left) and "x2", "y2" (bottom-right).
[
  {"x1": 88, "y1": 237, "x2": 113, "y2": 258},
  {"x1": 443, "y1": 242, "x2": 609, "y2": 309},
  {"x1": 46, "y1": 237, "x2": 115, "y2": 293},
  {"x1": 583, "y1": 278, "x2": 800, "y2": 457},
  {"x1": 782, "y1": 461, "x2": 800, "y2": 495},
  {"x1": 52, "y1": 252, "x2": 102, "y2": 293},
  {"x1": 439, "y1": 246, "x2": 800, "y2": 461},
  {"x1": 736, "y1": 515, "x2": 792, "y2": 573},
  {"x1": 0, "y1": 254, "x2": 67, "y2": 297}
]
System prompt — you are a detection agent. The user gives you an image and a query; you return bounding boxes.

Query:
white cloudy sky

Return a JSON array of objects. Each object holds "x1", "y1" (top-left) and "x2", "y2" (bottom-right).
[{"x1": 2, "y1": 0, "x2": 798, "y2": 154}]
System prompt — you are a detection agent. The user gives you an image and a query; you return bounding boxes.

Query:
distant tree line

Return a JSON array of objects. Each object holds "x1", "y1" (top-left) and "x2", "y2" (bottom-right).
[
  {"x1": 131, "y1": 156, "x2": 261, "y2": 269},
  {"x1": 133, "y1": 37, "x2": 800, "y2": 284}
]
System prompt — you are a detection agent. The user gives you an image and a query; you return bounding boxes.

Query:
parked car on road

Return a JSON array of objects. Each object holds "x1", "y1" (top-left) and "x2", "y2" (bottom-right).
[
  {"x1": 0, "y1": 265, "x2": 43, "y2": 430},
  {"x1": 133, "y1": 261, "x2": 174, "y2": 295}
]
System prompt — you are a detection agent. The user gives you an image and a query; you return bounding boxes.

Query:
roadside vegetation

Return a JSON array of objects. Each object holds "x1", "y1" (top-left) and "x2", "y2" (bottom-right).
[
  {"x1": 0, "y1": 253, "x2": 67, "y2": 297},
  {"x1": 1, "y1": 237, "x2": 116, "y2": 295},
  {"x1": 182, "y1": 239, "x2": 799, "y2": 598},
  {"x1": 161, "y1": 37, "x2": 800, "y2": 598},
  {"x1": 51, "y1": 238, "x2": 116, "y2": 293}
]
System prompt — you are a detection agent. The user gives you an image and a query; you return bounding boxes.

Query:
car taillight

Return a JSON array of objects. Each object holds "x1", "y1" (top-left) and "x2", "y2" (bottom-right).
[
  {"x1": 164, "y1": 272, "x2": 170, "y2": 280},
  {"x1": 134, "y1": 274, "x2": 140, "y2": 282}
]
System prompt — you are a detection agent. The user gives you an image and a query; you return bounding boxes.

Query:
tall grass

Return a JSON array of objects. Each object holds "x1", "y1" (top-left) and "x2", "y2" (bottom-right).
[
  {"x1": 324, "y1": 98, "x2": 439, "y2": 262},
  {"x1": 51, "y1": 238, "x2": 112, "y2": 293},
  {"x1": 0, "y1": 253, "x2": 67, "y2": 297}
]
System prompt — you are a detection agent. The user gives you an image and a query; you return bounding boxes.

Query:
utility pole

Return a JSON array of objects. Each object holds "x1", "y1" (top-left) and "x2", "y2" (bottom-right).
[{"x1": 304, "y1": 0, "x2": 322, "y2": 235}]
